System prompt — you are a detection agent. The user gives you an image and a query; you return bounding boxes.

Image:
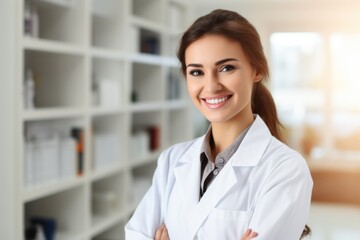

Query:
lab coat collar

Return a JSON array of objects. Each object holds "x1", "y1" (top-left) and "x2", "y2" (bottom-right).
[
  {"x1": 173, "y1": 115, "x2": 272, "y2": 238},
  {"x1": 230, "y1": 115, "x2": 272, "y2": 167},
  {"x1": 177, "y1": 115, "x2": 272, "y2": 166}
]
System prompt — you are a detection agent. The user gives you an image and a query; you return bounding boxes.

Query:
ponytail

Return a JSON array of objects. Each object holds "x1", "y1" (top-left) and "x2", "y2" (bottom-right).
[{"x1": 252, "y1": 82, "x2": 284, "y2": 142}]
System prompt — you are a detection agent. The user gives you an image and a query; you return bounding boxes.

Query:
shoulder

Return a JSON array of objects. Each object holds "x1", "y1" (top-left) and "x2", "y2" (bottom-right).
[
  {"x1": 262, "y1": 137, "x2": 312, "y2": 182},
  {"x1": 157, "y1": 136, "x2": 203, "y2": 167}
]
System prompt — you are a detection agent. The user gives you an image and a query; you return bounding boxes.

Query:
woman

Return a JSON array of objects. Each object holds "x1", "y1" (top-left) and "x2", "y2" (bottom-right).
[{"x1": 125, "y1": 9, "x2": 313, "y2": 240}]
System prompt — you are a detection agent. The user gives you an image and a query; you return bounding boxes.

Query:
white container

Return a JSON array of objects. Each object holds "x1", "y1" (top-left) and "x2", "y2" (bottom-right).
[
  {"x1": 99, "y1": 79, "x2": 120, "y2": 107},
  {"x1": 37, "y1": 136, "x2": 60, "y2": 184},
  {"x1": 24, "y1": 141, "x2": 37, "y2": 188},
  {"x1": 130, "y1": 131, "x2": 150, "y2": 159},
  {"x1": 59, "y1": 137, "x2": 76, "y2": 179}
]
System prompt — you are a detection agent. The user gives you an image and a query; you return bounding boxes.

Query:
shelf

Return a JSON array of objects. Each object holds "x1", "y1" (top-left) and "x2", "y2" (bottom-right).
[
  {"x1": 57, "y1": 231, "x2": 86, "y2": 240},
  {"x1": 23, "y1": 37, "x2": 85, "y2": 55},
  {"x1": 129, "y1": 150, "x2": 161, "y2": 168},
  {"x1": 91, "y1": 164, "x2": 125, "y2": 182},
  {"x1": 90, "y1": 107, "x2": 125, "y2": 116},
  {"x1": 91, "y1": 47, "x2": 126, "y2": 61},
  {"x1": 12, "y1": 1, "x2": 191, "y2": 239},
  {"x1": 24, "y1": 50, "x2": 85, "y2": 108},
  {"x1": 130, "y1": 16, "x2": 164, "y2": 33},
  {"x1": 37, "y1": 0, "x2": 75, "y2": 8},
  {"x1": 23, "y1": 176, "x2": 84, "y2": 203},
  {"x1": 164, "y1": 99, "x2": 188, "y2": 109},
  {"x1": 91, "y1": 209, "x2": 128, "y2": 237},
  {"x1": 22, "y1": 107, "x2": 85, "y2": 120},
  {"x1": 130, "y1": 53, "x2": 178, "y2": 66},
  {"x1": 25, "y1": 0, "x2": 86, "y2": 44},
  {"x1": 25, "y1": 186, "x2": 86, "y2": 238},
  {"x1": 91, "y1": 0, "x2": 126, "y2": 50},
  {"x1": 129, "y1": 102, "x2": 163, "y2": 112}
]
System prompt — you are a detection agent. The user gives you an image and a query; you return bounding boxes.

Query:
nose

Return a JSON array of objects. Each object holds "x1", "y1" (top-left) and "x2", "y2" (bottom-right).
[{"x1": 205, "y1": 73, "x2": 222, "y2": 92}]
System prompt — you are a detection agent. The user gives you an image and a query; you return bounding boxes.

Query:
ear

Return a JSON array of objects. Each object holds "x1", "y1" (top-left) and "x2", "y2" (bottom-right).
[{"x1": 253, "y1": 71, "x2": 263, "y2": 82}]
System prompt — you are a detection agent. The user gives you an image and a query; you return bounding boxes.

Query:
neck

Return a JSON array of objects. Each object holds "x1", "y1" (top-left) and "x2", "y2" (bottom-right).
[{"x1": 210, "y1": 114, "x2": 254, "y2": 158}]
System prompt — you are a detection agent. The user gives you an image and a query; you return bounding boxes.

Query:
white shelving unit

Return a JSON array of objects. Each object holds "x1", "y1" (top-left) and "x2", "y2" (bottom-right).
[{"x1": 12, "y1": 0, "x2": 192, "y2": 239}]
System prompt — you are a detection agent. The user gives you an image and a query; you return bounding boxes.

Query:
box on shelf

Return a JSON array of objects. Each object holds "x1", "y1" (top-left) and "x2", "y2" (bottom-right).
[
  {"x1": 130, "y1": 130, "x2": 150, "y2": 160},
  {"x1": 24, "y1": 136, "x2": 77, "y2": 188},
  {"x1": 93, "y1": 133, "x2": 121, "y2": 170}
]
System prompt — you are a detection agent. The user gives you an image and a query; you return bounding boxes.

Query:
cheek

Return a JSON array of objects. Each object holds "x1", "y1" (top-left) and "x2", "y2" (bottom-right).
[
  {"x1": 232, "y1": 75, "x2": 254, "y2": 95},
  {"x1": 186, "y1": 81, "x2": 199, "y2": 99}
]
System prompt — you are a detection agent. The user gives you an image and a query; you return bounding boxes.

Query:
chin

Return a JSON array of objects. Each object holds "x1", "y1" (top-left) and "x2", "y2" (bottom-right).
[{"x1": 203, "y1": 114, "x2": 231, "y2": 124}]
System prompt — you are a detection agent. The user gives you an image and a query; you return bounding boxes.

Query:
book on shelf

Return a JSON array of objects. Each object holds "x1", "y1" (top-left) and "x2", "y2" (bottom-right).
[
  {"x1": 140, "y1": 36, "x2": 160, "y2": 55},
  {"x1": 71, "y1": 128, "x2": 84, "y2": 176},
  {"x1": 148, "y1": 125, "x2": 160, "y2": 151}
]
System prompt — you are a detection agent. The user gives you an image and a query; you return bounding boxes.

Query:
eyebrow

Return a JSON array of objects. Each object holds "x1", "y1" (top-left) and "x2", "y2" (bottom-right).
[{"x1": 186, "y1": 58, "x2": 239, "y2": 68}]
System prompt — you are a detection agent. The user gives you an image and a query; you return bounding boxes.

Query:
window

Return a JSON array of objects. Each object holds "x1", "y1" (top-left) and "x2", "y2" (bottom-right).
[{"x1": 270, "y1": 32, "x2": 360, "y2": 161}]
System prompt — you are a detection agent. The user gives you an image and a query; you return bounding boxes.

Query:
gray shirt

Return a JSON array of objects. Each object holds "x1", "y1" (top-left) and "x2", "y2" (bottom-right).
[{"x1": 200, "y1": 124, "x2": 251, "y2": 198}]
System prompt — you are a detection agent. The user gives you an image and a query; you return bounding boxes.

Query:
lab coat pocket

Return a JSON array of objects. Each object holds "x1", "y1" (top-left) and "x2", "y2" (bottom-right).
[{"x1": 202, "y1": 209, "x2": 253, "y2": 240}]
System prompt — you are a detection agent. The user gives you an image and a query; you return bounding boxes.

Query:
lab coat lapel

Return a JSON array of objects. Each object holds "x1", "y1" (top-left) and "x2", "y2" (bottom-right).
[
  {"x1": 173, "y1": 137, "x2": 203, "y2": 230},
  {"x1": 173, "y1": 116, "x2": 272, "y2": 238},
  {"x1": 188, "y1": 116, "x2": 272, "y2": 237},
  {"x1": 189, "y1": 161, "x2": 238, "y2": 238}
]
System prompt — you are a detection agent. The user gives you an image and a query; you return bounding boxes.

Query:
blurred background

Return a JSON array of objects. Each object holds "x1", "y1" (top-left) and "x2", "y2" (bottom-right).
[{"x1": 0, "y1": 0, "x2": 359, "y2": 239}]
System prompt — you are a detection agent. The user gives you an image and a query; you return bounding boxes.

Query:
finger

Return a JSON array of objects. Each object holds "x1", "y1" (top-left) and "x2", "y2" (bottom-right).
[
  {"x1": 241, "y1": 229, "x2": 252, "y2": 240},
  {"x1": 155, "y1": 224, "x2": 165, "y2": 240},
  {"x1": 160, "y1": 226, "x2": 170, "y2": 240},
  {"x1": 249, "y1": 230, "x2": 258, "y2": 238}
]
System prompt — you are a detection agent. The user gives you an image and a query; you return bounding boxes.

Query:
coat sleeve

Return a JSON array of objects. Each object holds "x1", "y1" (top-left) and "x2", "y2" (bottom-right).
[
  {"x1": 125, "y1": 150, "x2": 171, "y2": 240},
  {"x1": 248, "y1": 154, "x2": 313, "y2": 240}
]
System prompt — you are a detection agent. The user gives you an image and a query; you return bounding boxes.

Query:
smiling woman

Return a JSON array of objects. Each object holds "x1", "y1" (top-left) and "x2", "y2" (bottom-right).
[{"x1": 125, "y1": 9, "x2": 313, "y2": 240}]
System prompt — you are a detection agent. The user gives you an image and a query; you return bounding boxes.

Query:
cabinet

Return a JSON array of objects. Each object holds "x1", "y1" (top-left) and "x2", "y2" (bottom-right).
[{"x1": 14, "y1": 0, "x2": 191, "y2": 239}]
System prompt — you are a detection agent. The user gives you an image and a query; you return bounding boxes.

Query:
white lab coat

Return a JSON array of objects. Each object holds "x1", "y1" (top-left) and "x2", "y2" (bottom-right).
[{"x1": 125, "y1": 116, "x2": 313, "y2": 240}]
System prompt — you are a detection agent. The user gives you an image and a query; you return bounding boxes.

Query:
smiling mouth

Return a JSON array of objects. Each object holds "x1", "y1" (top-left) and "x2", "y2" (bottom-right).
[{"x1": 202, "y1": 95, "x2": 232, "y2": 104}]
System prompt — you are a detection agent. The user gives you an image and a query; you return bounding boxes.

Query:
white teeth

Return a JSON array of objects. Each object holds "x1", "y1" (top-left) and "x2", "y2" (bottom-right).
[{"x1": 205, "y1": 96, "x2": 228, "y2": 104}]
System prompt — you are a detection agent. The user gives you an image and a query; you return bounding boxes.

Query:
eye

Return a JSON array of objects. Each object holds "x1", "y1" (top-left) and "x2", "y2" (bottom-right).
[
  {"x1": 220, "y1": 65, "x2": 235, "y2": 72},
  {"x1": 189, "y1": 69, "x2": 204, "y2": 76}
]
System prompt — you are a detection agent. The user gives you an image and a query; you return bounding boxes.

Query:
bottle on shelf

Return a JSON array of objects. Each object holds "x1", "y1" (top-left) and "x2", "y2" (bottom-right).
[
  {"x1": 24, "y1": 68, "x2": 35, "y2": 109},
  {"x1": 24, "y1": 3, "x2": 32, "y2": 37},
  {"x1": 24, "y1": 3, "x2": 40, "y2": 38}
]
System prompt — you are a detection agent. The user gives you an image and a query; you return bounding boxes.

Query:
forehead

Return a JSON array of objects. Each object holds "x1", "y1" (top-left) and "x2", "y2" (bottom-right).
[{"x1": 185, "y1": 34, "x2": 246, "y2": 64}]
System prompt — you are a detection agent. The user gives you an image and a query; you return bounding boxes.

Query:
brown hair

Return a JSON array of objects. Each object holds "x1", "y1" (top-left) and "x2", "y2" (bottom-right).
[
  {"x1": 177, "y1": 9, "x2": 310, "y2": 238},
  {"x1": 177, "y1": 9, "x2": 283, "y2": 141}
]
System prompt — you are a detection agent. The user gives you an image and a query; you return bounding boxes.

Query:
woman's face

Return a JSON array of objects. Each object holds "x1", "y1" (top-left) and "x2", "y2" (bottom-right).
[{"x1": 185, "y1": 34, "x2": 262, "y2": 124}]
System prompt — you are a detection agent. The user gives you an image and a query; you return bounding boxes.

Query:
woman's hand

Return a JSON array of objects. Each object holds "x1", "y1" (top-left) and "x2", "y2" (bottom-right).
[
  {"x1": 155, "y1": 224, "x2": 169, "y2": 240},
  {"x1": 241, "y1": 228, "x2": 258, "y2": 240},
  {"x1": 155, "y1": 225, "x2": 258, "y2": 240}
]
